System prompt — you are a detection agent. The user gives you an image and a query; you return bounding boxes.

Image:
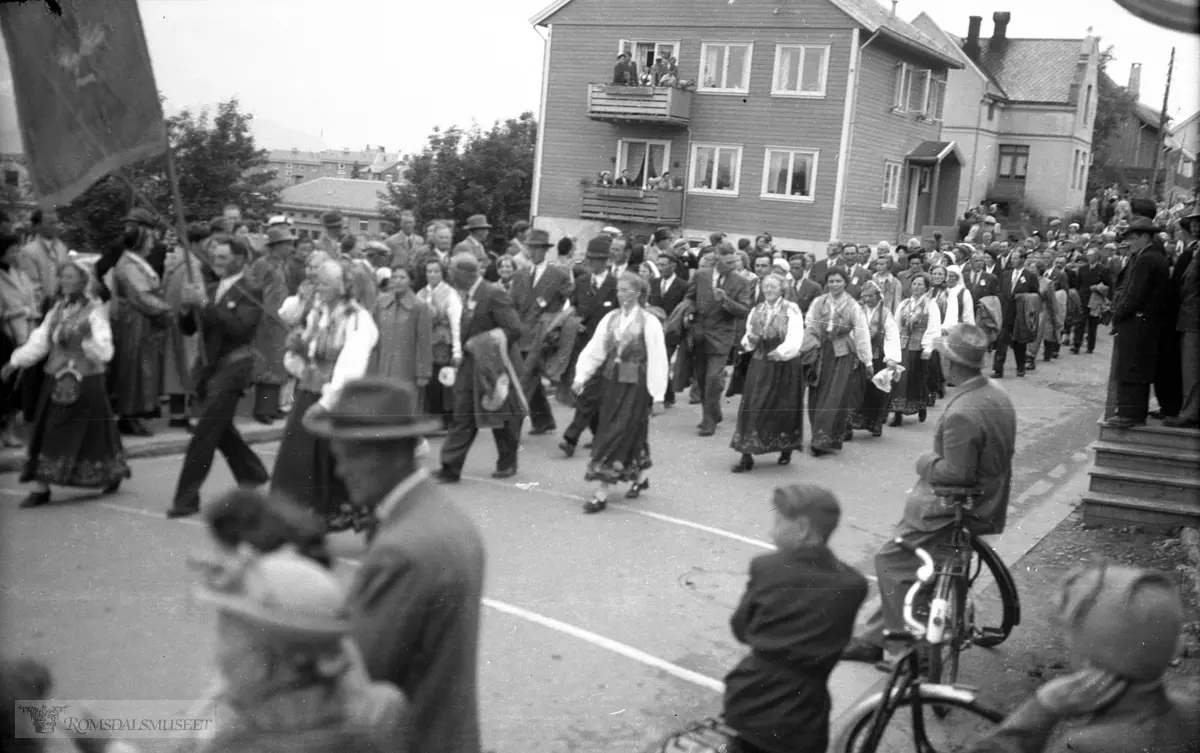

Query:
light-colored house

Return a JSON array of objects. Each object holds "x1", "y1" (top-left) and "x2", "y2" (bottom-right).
[
  {"x1": 264, "y1": 147, "x2": 402, "y2": 187},
  {"x1": 910, "y1": 11, "x2": 1100, "y2": 220},
  {"x1": 1167, "y1": 109, "x2": 1198, "y2": 201},
  {"x1": 276, "y1": 177, "x2": 390, "y2": 240},
  {"x1": 529, "y1": 0, "x2": 966, "y2": 254}
]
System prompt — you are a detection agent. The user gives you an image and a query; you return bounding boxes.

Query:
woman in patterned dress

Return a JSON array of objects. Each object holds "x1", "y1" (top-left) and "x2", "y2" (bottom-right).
[
  {"x1": 888, "y1": 273, "x2": 941, "y2": 427},
  {"x1": 848, "y1": 281, "x2": 901, "y2": 438}
]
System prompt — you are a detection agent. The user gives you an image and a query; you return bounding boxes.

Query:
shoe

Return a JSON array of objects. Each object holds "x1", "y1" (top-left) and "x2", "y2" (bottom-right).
[
  {"x1": 840, "y1": 639, "x2": 884, "y2": 664},
  {"x1": 889, "y1": 414, "x2": 902, "y2": 427},
  {"x1": 937, "y1": 387, "x2": 946, "y2": 399},
  {"x1": 778, "y1": 451, "x2": 792, "y2": 466},
  {"x1": 731, "y1": 455, "x2": 754, "y2": 473},
  {"x1": 918, "y1": 408, "x2": 927, "y2": 423},
  {"x1": 1164, "y1": 416, "x2": 1200, "y2": 428},
  {"x1": 1148, "y1": 410, "x2": 1165, "y2": 420},
  {"x1": 624, "y1": 479, "x2": 649, "y2": 499},
  {"x1": 122, "y1": 419, "x2": 153, "y2": 437},
  {"x1": 528, "y1": 425, "x2": 557, "y2": 436},
  {"x1": 167, "y1": 417, "x2": 192, "y2": 430},
  {"x1": 843, "y1": 427, "x2": 853, "y2": 441},
  {"x1": 870, "y1": 428, "x2": 883, "y2": 438},
  {"x1": 1070, "y1": 347, "x2": 1080, "y2": 354},
  {"x1": 1016, "y1": 370, "x2": 1026, "y2": 378},
  {"x1": 698, "y1": 426, "x2": 715, "y2": 437},
  {"x1": 102, "y1": 479, "x2": 122, "y2": 495},
  {"x1": 582, "y1": 440, "x2": 593, "y2": 449},
  {"x1": 582, "y1": 495, "x2": 607, "y2": 514},
  {"x1": 1025, "y1": 362, "x2": 1036, "y2": 372},
  {"x1": 19, "y1": 490, "x2": 50, "y2": 508},
  {"x1": 810, "y1": 448, "x2": 827, "y2": 458},
  {"x1": 991, "y1": 370, "x2": 1004, "y2": 378},
  {"x1": 491, "y1": 467, "x2": 517, "y2": 480},
  {"x1": 166, "y1": 505, "x2": 199, "y2": 519},
  {"x1": 1105, "y1": 416, "x2": 1144, "y2": 428},
  {"x1": 434, "y1": 467, "x2": 462, "y2": 483},
  {"x1": 1086, "y1": 348, "x2": 1094, "y2": 354},
  {"x1": 663, "y1": 399, "x2": 675, "y2": 408},
  {"x1": 558, "y1": 439, "x2": 576, "y2": 458}
]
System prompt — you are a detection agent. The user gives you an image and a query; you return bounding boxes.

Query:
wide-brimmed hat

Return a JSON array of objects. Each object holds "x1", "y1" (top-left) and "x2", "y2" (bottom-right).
[
  {"x1": 1180, "y1": 204, "x2": 1200, "y2": 223},
  {"x1": 192, "y1": 548, "x2": 349, "y2": 640},
  {"x1": 935, "y1": 323, "x2": 989, "y2": 370},
  {"x1": 464, "y1": 214, "x2": 491, "y2": 231},
  {"x1": 124, "y1": 207, "x2": 158, "y2": 227},
  {"x1": 303, "y1": 376, "x2": 442, "y2": 441},
  {"x1": 265, "y1": 227, "x2": 294, "y2": 246},
  {"x1": 585, "y1": 235, "x2": 612, "y2": 261},
  {"x1": 1121, "y1": 216, "x2": 1163, "y2": 236},
  {"x1": 526, "y1": 228, "x2": 553, "y2": 248},
  {"x1": 321, "y1": 211, "x2": 344, "y2": 228}
]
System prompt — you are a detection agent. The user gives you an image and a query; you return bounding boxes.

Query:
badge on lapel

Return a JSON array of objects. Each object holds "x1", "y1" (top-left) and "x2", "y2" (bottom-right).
[
  {"x1": 226, "y1": 299, "x2": 238, "y2": 309},
  {"x1": 467, "y1": 300, "x2": 478, "y2": 312},
  {"x1": 536, "y1": 296, "x2": 547, "y2": 309}
]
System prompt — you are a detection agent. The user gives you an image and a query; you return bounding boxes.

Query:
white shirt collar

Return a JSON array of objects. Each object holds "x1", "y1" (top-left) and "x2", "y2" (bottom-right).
[
  {"x1": 375, "y1": 469, "x2": 430, "y2": 522},
  {"x1": 215, "y1": 271, "x2": 244, "y2": 301}
]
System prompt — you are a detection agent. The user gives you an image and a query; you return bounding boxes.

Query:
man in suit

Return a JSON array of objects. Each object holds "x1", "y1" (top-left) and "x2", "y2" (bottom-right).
[
  {"x1": 385, "y1": 209, "x2": 426, "y2": 270},
  {"x1": 510, "y1": 229, "x2": 573, "y2": 435},
  {"x1": 649, "y1": 254, "x2": 687, "y2": 406},
  {"x1": 453, "y1": 214, "x2": 499, "y2": 282},
  {"x1": 843, "y1": 324, "x2": 1015, "y2": 665},
  {"x1": 686, "y1": 243, "x2": 753, "y2": 436},
  {"x1": 1151, "y1": 224, "x2": 1194, "y2": 419},
  {"x1": 1109, "y1": 218, "x2": 1172, "y2": 427},
  {"x1": 168, "y1": 236, "x2": 270, "y2": 518},
  {"x1": 787, "y1": 254, "x2": 822, "y2": 315},
  {"x1": 1072, "y1": 248, "x2": 1113, "y2": 354},
  {"x1": 313, "y1": 377, "x2": 485, "y2": 753},
  {"x1": 559, "y1": 237, "x2": 619, "y2": 455},
  {"x1": 840, "y1": 244, "x2": 872, "y2": 299},
  {"x1": 991, "y1": 248, "x2": 1040, "y2": 378},
  {"x1": 436, "y1": 253, "x2": 525, "y2": 481},
  {"x1": 965, "y1": 251, "x2": 1001, "y2": 302},
  {"x1": 412, "y1": 224, "x2": 455, "y2": 292},
  {"x1": 808, "y1": 241, "x2": 842, "y2": 287},
  {"x1": 1166, "y1": 209, "x2": 1200, "y2": 428}
]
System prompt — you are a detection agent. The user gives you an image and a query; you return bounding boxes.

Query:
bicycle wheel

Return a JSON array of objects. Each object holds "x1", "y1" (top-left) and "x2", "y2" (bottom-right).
[
  {"x1": 969, "y1": 538, "x2": 1020, "y2": 648},
  {"x1": 926, "y1": 575, "x2": 967, "y2": 688},
  {"x1": 836, "y1": 689, "x2": 1003, "y2": 753}
]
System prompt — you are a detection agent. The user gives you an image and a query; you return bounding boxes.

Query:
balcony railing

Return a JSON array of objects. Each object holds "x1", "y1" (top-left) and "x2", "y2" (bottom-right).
[
  {"x1": 580, "y1": 186, "x2": 683, "y2": 224},
  {"x1": 987, "y1": 178, "x2": 1026, "y2": 201},
  {"x1": 586, "y1": 84, "x2": 692, "y2": 127}
]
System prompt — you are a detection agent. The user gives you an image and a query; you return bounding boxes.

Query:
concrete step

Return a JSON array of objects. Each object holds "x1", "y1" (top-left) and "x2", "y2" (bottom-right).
[
  {"x1": 1081, "y1": 491, "x2": 1200, "y2": 532},
  {"x1": 1096, "y1": 420, "x2": 1200, "y2": 452},
  {"x1": 1092, "y1": 440, "x2": 1200, "y2": 476},
  {"x1": 1088, "y1": 467, "x2": 1200, "y2": 506}
]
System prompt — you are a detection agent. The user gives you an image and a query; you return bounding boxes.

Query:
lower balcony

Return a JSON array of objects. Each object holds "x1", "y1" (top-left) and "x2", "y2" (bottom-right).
[
  {"x1": 580, "y1": 186, "x2": 683, "y2": 224},
  {"x1": 987, "y1": 178, "x2": 1026, "y2": 202},
  {"x1": 586, "y1": 84, "x2": 692, "y2": 127}
]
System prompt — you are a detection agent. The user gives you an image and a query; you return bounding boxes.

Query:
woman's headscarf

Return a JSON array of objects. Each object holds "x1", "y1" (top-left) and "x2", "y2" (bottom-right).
[
  {"x1": 945, "y1": 264, "x2": 965, "y2": 292},
  {"x1": 57, "y1": 258, "x2": 95, "y2": 303}
]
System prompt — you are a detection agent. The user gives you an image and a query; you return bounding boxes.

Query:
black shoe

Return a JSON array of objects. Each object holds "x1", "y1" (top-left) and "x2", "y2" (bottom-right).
[
  {"x1": 918, "y1": 408, "x2": 927, "y2": 423},
  {"x1": 166, "y1": 505, "x2": 199, "y2": 519},
  {"x1": 937, "y1": 387, "x2": 946, "y2": 399},
  {"x1": 528, "y1": 425, "x2": 557, "y2": 436},
  {"x1": 1016, "y1": 370, "x2": 1026, "y2": 377},
  {"x1": 1148, "y1": 410, "x2": 1165, "y2": 420},
  {"x1": 582, "y1": 496, "x2": 607, "y2": 514},
  {"x1": 1106, "y1": 416, "x2": 1144, "y2": 428},
  {"x1": 810, "y1": 448, "x2": 828, "y2": 458},
  {"x1": 434, "y1": 467, "x2": 462, "y2": 483},
  {"x1": 1070, "y1": 346, "x2": 1080, "y2": 354},
  {"x1": 558, "y1": 439, "x2": 576, "y2": 458},
  {"x1": 19, "y1": 490, "x2": 50, "y2": 509},
  {"x1": 990, "y1": 370, "x2": 1004, "y2": 378},
  {"x1": 843, "y1": 427, "x2": 853, "y2": 442},
  {"x1": 889, "y1": 413, "x2": 902, "y2": 427},
  {"x1": 698, "y1": 426, "x2": 716, "y2": 437},
  {"x1": 1025, "y1": 362, "x2": 1036, "y2": 372},
  {"x1": 1086, "y1": 348, "x2": 1094, "y2": 354},
  {"x1": 778, "y1": 451, "x2": 792, "y2": 466},
  {"x1": 102, "y1": 479, "x2": 122, "y2": 495},
  {"x1": 252, "y1": 413, "x2": 275, "y2": 425},
  {"x1": 841, "y1": 639, "x2": 884, "y2": 664},
  {"x1": 870, "y1": 427, "x2": 883, "y2": 438},
  {"x1": 491, "y1": 467, "x2": 517, "y2": 480},
  {"x1": 663, "y1": 399, "x2": 675, "y2": 408},
  {"x1": 624, "y1": 479, "x2": 649, "y2": 499},
  {"x1": 731, "y1": 455, "x2": 754, "y2": 473},
  {"x1": 123, "y1": 419, "x2": 153, "y2": 437}
]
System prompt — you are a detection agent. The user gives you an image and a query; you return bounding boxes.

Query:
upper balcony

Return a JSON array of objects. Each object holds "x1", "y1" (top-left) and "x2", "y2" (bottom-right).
[
  {"x1": 586, "y1": 84, "x2": 692, "y2": 127},
  {"x1": 580, "y1": 185, "x2": 683, "y2": 225}
]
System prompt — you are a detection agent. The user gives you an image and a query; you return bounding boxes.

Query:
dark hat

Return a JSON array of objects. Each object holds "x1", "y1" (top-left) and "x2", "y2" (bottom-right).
[
  {"x1": 1181, "y1": 204, "x2": 1200, "y2": 223},
  {"x1": 124, "y1": 207, "x2": 158, "y2": 227},
  {"x1": 652, "y1": 227, "x2": 672, "y2": 243},
  {"x1": 303, "y1": 377, "x2": 442, "y2": 441},
  {"x1": 617, "y1": 52, "x2": 628, "y2": 59},
  {"x1": 321, "y1": 211, "x2": 344, "y2": 227},
  {"x1": 1121, "y1": 216, "x2": 1163, "y2": 236},
  {"x1": 586, "y1": 235, "x2": 612, "y2": 261},
  {"x1": 526, "y1": 228, "x2": 553, "y2": 248},
  {"x1": 265, "y1": 227, "x2": 295, "y2": 247},
  {"x1": 464, "y1": 214, "x2": 491, "y2": 231},
  {"x1": 935, "y1": 323, "x2": 989, "y2": 370},
  {"x1": 773, "y1": 484, "x2": 841, "y2": 539}
]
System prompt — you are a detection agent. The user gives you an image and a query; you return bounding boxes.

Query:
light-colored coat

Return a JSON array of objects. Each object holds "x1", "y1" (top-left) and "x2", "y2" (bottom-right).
[{"x1": 369, "y1": 290, "x2": 433, "y2": 386}]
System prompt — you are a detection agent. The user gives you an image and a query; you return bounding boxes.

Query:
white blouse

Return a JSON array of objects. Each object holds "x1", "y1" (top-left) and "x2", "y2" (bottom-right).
[
  {"x1": 417, "y1": 281, "x2": 464, "y2": 361},
  {"x1": 575, "y1": 307, "x2": 669, "y2": 403},
  {"x1": 864, "y1": 303, "x2": 903, "y2": 364},
  {"x1": 942, "y1": 286, "x2": 976, "y2": 331},
  {"x1": 740, "y1": 298, "x2": 807, "y2": 361},
  {"x1": 9, "y1": 302, "x2": 113, "y2": 367}
]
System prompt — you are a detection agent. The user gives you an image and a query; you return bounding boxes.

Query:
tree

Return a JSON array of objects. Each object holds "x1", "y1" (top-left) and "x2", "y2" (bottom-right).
[
  {"x1": 381, "y1": 112, "x2": 537, "y2": 237},
  {"x1": 60, "y1": 98, "x2": 279, "y2": 251},
  {"x1": 1085, "y1": 45, "x2": 1140, "y2": 198}
]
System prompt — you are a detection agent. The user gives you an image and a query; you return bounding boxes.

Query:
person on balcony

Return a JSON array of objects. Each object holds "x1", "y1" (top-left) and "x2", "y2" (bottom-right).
[
  {"x1": 638, "y1": 65, "x2": 655, "y2": 86},
  {"x1": 614, "y1": 169, "x2": 634, "y2": 188},
  {"x1": 612, "y1": 52, "x2": 637, "y2": 85},
  {"x1": 597, "y1": 170, "x2": 614, "y2": 187}
]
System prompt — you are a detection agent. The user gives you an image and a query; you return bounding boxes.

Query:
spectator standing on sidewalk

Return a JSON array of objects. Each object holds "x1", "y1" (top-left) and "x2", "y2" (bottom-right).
[
  {"x1": 1107, "y1": 217, "x2": 1170, "y2": 427},
  {"x1": 1166, "y1": 206, "x2": 1200, "y2": 428}
]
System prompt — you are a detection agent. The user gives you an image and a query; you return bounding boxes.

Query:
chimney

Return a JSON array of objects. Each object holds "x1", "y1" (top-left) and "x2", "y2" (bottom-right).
[
  {"x1": 992, "y1": 12, "x2": 1011, "y2": 45},
  {"x1": 1128, "y1": 63, "x2": 1142, "y2": 98},
  {"x1": 890, "y1": 0, "x2": 898, "y2": 17},
  {"x1": 964, "y1": 15, "x2": 983, "y2": 60}
]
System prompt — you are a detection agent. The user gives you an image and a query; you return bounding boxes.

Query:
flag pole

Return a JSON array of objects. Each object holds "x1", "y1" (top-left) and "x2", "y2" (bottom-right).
[{"x1": 163, "y1": 138, "x2": 207, "y2": 366}]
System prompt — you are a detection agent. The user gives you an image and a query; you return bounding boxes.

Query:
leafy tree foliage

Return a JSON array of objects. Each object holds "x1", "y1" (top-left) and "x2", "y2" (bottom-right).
[
  {"x1": 61, "y1": 98, "x2": 279, "y2": 250},
  {"x1": 1086, "y1": 46, "x2": 1141, "y2": 198},
  {"x1": 381, "y1": 112, "x2": 537, "y2": 237}
]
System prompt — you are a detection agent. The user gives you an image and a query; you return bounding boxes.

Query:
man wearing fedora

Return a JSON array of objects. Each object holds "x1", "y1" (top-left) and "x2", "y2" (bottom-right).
[
  {"x1": 1107, "y1": 216, "x2": 1171, "y2": 427},
  {"x1": 510, "y1": 228, "x2": 573, "y2": 435},
  {"x1": 558, "y1": 235, "x2": 619, "y2": 452},
  {"x1": 454, "y1": 214, "x2": 498, "y2": 281},
  {"x1": 1166, "y1": 207, "x2": 1200, "y2": 428},
  {"x1": 842, "y1": 323, "x2": 1016, "y2": 665},
  {"x1": 306, "y1": 376, "x2": 485, "y2": 753},
  {"x1": 246, "y1": 227, "x2": 292, "y2": 424}
]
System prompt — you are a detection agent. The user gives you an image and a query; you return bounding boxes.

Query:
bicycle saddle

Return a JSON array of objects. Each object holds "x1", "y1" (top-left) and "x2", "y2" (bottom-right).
[{"x1": 882, "y1": 629, "x2": 919, "y2": 644}]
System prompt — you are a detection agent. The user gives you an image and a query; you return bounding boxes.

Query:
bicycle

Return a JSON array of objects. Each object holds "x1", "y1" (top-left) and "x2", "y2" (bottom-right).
[{"x1": 831, "y1": 532, "x2": 1006, "y2": 752}]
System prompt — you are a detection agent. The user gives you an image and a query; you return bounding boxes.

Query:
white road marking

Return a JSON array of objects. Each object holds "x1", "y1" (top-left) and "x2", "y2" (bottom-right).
[{"x1": 1047, "y1": 464, "x2": 1067, "y2": 479}]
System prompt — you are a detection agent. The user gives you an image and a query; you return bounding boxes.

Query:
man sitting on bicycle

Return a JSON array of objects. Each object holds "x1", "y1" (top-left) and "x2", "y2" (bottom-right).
[
  {"x1": 842, "y1": 323, "x2": 1016, "y2": 666},
  {"x1": 970, "y1": 562, "x2": 1196, "y2": 753},
  {"x1": 723, "y1": 484, "x2": 868, "y2": 753}
]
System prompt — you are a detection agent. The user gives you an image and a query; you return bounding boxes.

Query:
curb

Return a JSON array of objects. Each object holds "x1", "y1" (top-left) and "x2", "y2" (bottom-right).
[
  {"x1": 0, "y1": 425, "x2": 284, "y2": 474},
  {"x1": 1181, "y1": 527, "x2": 1200, "y2": 607}
]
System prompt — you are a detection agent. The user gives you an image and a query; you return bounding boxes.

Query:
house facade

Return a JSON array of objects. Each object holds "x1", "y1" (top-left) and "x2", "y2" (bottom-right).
[
  {"x1": 529, "y1": 0, "x2": 964, "y2": 255},
  {"x1": 1167, "y1": 109, "x2": 1198, "y2": 202},
  {"x1": 276, "y1": 177, "x2": 390, "y2": 240},
  {"x1": 264, "y1": 147, "x2": 403, "y2": 187},
  {"x1": 910, "y1": 11, "x2": 1099, "y2": 221}
]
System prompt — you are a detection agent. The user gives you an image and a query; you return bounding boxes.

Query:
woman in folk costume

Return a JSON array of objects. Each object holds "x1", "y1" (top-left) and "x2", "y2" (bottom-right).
[
  {"x1": 272, "y1": 260, "x2": 378, "y2": 533},
  {"x1": 848, "y1": 281, "x2": 901, "y2": 438},
  {"x1": 415, "y1": 258, "x2": 463, "y2": 432},
  {"x1": 572, "y1": 272, "x2": 667, "y2": 514},
  {"x1": 729, "y1": 273, "x2": 807, "y2": 473},
  {"x1": 799, "y1": 268, "x2": 872, "y2": 457},
  {"x1": 870, "y1": 252, "x2": 903, "y2": 314},
  {"x1": 109, "y1": 223, "x2": 171, "y2": 436},
  {"x1": 887, "y1": 273, "x2": 941, "y2": 427},
  {"x1": 1, "y1": 261, "x2": 129, "y2": 508},
  {"x1": 925, "y1": 265, "x2": 951, "y2": 402}
]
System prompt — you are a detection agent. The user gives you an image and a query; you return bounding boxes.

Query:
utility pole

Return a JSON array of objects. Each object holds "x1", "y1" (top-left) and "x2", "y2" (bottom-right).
[{"x1": 1148, "y1": 46, "x2": 1174, "y2": 202}]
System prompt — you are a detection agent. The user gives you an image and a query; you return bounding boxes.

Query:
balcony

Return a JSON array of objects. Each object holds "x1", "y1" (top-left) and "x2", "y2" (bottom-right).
[
  {"x1": 987, "y1": 179, "x2": 1026, "y2": 202},
  {"x1": 580, "y1": 186, "x2": 683, "y2": 224},
  {"x1": 586, "y1": 84, "x2": 692, "y2": 127}
]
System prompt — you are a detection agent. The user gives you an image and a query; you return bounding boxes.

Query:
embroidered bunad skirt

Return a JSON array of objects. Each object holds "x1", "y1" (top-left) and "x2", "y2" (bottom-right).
[
  {"x1": 22, "y1": 374, "x2": 130, "y2": 488},
  {"x1": 889, "y1": 349, "x2": 932, "y2": 415},
  {"x1": 808, "y1": 340, "x2": 863, "y2": 453},
  {"x1": 730, "y1": 337, "x2": 805, "y2": 455},
  {"x1": 585, "y1": 350, "x2": 652, "y2": 485}
]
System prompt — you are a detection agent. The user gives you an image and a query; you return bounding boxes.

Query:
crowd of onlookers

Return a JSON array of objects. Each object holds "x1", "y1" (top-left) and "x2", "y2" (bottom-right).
[{"x1": 612, "y1": 51, "x2": 683, "y2": 87}]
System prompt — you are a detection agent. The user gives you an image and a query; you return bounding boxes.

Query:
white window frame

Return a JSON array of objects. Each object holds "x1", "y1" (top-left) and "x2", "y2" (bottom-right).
[
  {"x1": 759, "y1": 147, "x2": 819, "y2": 202},
  {"x1": 894, "y1": 63, "x2": 931, "y2": 114},
  {"x1": 882, "y1": 161, "x2": 903, "y2": 209},
  {"x1": 618, "y1": 39, "x2": 682, "y2": 71},
  {"x1": 358, "y1": 220, "x2": 369, "y2": 233},
  {"x1": 925, "y1": 76, "x2": 946, "y2": 120},
  {"x1": 615, "y1": 138, "x2": 673, "y2": 189},
  {"x1": 689, "y1": 142, "x2": 743, "y2": 196},
  {"x1": 771, "y1": 44, "x2": 830, "y2": 98},
  {"x1": 699, "y1": 42, "x2": 754, "y2": 94}
]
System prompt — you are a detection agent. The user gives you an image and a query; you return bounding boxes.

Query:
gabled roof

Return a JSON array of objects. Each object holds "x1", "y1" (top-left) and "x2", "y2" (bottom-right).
[
  {"x1": 278, "y1": 178, "x2": 389, "y2": 215},
  {"x1": 1132, "y1": 101, "x2": 1169, "y2": 130},
  {"x1": 267, "y1": 148, "x2": 399, "y2": 166},
  {"x1": 941, "y1": 35, "x2": 1087, "y2": 104},
  {"x1": 530, "y1": 0, "x2": 962, "y2": 69},
  {"x1": 1168, "y1": 109, "x2": 1198, "y2": 138}
]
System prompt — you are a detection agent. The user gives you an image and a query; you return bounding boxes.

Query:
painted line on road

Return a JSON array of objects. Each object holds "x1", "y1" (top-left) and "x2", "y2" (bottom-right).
[{"x1": 1, "y1": 488, "x2": 728, "y2": 695}]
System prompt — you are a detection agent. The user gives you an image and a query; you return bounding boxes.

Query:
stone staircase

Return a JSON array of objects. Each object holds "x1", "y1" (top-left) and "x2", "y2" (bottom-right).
[{"x1": 1083, "y1": 421, "x2": 1200, "y2": 531}]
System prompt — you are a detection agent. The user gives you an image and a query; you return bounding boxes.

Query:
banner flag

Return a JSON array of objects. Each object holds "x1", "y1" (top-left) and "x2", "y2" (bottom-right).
[{"x1": 0, "y1": 0, "x2": 167, "y2": 207}]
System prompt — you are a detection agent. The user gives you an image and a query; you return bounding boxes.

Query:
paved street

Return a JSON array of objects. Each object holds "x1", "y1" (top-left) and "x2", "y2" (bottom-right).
[{"x1": 1, "y1": 338, "x2": 1113, "y2": 753}]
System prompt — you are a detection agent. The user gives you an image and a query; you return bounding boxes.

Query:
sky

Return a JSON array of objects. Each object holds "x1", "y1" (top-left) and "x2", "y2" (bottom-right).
[{"x1": 2, "y1": 0, "x2": 1198, "y2": 156}]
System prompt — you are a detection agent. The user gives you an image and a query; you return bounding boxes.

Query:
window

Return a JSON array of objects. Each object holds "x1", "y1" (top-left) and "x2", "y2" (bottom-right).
[
  {"x1": 927, "y1": 77, "x2": 946, "y2": 120},
  {"x1": 700, "y1": 43, "x2": 752, "y2": 92},
  {"x1": 312, "y1": 230, "x2": 323, "y2": 241},
  {"x1": 619, "y1": 40, "x2": 679, "y2": 71},
  {"x1": 616, "y1": 139, "x2": 671, "y2": 188},
  {"x1": 761, "y1": 148, "x2": 817, "y2": 201},
  {"x1": 359, "y1": 220, "x2": 369, "y2": 233},
  {"x1": 689, "y1": 143, "x2": 742, "y2": 194},
  {"x1": 1084, "y1": 84, "x2": 1093, "y2": 125},
  {"x1": 987, "y1": 102, "x2": 996, "y2": 120},
  {"x1": 895, "y1": 64, "x2": 930, "y2": 113},
  {"x1": 293, "y1": 175, "x2": 303, "y2": 184},
  {"x1": 998, "y1": 145, "x2": 1030, "y2": 180},
  {"x1": 771, "y1": 45, "x2": 829, "y2": 96},
  {"x1": 882, "y1": 161, "x2": 902, "y2": 209},
  {"x1": 1078, "y1": 152, "x2": 1089, "y2": 189}
]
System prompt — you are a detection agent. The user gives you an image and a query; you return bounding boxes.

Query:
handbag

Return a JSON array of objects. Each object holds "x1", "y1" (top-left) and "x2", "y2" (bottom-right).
[{"x1": 50, "y1": 359, "x2": 84, "y2": 406}]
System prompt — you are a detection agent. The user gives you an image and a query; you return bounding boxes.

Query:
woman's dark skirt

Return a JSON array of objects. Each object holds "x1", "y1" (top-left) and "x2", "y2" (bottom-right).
[
  {"x1": 925, "y1": 350, "x2": 944, "y2": 404},
  {"x1": 850, "y1": 356, "x2": 889, "y2": 436},
  {"x1": 889, "y1": 350, "x2": 931, "y2": 415},
  {"x1": 585, "y1": 367, "x2": 652, "y2": 485},
  {"x1": 21, "y1": 374, "x2": 130, "y2": 487},
  {"x1": 730, "y1": 354, "x2": 805, "y2": 454},
  {"x1": 808, "y1": 341, "x2": 862, "y2": 454},
  {"x1": 270, "y1": 389, "x2": 366, "y2": 533}
]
